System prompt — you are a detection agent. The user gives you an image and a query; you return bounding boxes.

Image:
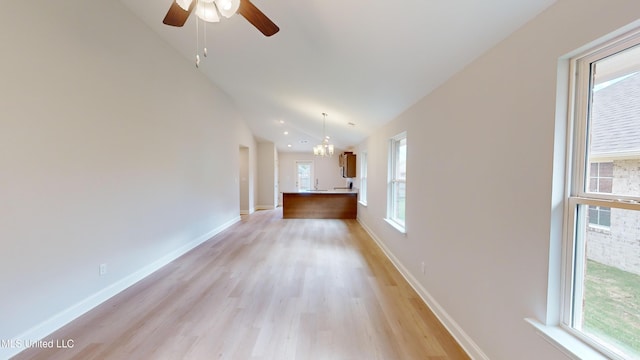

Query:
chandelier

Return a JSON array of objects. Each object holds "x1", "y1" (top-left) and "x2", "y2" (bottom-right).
[{"x1": 313, "y1": 113, "x2": 334, "y2": 157}]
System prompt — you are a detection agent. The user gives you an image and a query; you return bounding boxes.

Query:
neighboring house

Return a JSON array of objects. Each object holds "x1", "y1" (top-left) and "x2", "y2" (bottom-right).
[{"x1": 587, "y1": 71, "x2": 640, "y2": 275}]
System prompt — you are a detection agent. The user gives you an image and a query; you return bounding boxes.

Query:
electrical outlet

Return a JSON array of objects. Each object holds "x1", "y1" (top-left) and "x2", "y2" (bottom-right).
[
  {"x1": 99, "y1": 263, "x2": 107, "y2": 276},
  {"x1": 421, "y1": 261, "x2": 426, "y2": 275}
]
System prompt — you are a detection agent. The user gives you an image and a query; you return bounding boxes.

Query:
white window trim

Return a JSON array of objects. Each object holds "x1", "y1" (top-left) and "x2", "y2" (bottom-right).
[
  {"x1": 563, "y1": 32, "x2": 640, "y2": 355},
  {"x1": 385, "y1": 132, "x2": 407, "y2": 233},
  {"x1": 528, "y1": 24, "x2": 640, "y2": 360},
  {"x1": 384, "y1": 217, "x2": 407, "y2": 235},
  {"x1": 525, "y1": 319, "x2": 610, "y2": 360}
]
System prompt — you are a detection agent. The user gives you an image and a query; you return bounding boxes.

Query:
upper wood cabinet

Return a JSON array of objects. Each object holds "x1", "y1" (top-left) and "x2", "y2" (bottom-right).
[{"x1": 340, "y1": 152, "x2": 356, "y2": 178}]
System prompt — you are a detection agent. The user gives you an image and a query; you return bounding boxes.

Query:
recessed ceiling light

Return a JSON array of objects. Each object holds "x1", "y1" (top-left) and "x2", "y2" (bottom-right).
[
  {"x1": 284, "y1": 131, "x2": 289, "y2": 135},
  {"x1": 287, "y1": 144, "x2": 292, "y2": 148},
  {"x1": 279, "y1": 120, "x2": 285, "y2": 124}
]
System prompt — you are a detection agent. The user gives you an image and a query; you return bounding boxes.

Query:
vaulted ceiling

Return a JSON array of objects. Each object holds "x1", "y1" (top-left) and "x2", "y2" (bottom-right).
[{"x1": 120, "y1": 0, "x2": 556, "y2": 152}]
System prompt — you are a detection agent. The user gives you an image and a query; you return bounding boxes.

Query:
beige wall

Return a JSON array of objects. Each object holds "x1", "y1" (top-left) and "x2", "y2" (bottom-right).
[
  {"x1": 257, "y1": 142, "x2": 278, "y2": 209},
  {"x1": 239, "y1": 146, "x2": 252, "y2": 214},
  {"x1": 357, "y1": 0, "x2": 640, "y2": 359},
  {"x1": 0, "y1": 1, "x2": 256, "y2": 356}
]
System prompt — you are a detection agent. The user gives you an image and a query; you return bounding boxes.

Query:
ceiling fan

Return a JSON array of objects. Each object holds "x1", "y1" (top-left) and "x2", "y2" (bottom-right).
[{"x1": 163, "y1": 0, "x2": 279, "y2": 37}]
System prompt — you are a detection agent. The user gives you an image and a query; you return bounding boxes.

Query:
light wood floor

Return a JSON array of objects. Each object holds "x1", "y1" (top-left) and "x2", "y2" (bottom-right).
[{"x1": 13, "y1": 208, "x2": 469, "y2": 360}]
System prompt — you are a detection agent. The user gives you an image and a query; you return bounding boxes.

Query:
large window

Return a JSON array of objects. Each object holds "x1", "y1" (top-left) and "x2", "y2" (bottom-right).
[
  {"x1": 386, "y1": 132, "x2": 407, "y2": 232},
  {"x1": 360, "y1": 151, "x2": 368, "y2": 205},
  {"x1": 563, "y1": 31, "x2": 640, "y2": 359}
]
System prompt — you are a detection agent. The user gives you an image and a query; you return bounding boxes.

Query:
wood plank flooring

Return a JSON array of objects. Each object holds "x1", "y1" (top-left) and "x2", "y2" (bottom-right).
[{"x1": 12, "y1": 208, "x2": 469, "y2": 360}]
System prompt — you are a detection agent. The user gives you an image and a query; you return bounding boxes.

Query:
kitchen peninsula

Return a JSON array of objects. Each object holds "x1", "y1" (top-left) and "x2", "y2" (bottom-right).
[{"x1": 282, "y1": 190, "x2": 358, "y2": 219}]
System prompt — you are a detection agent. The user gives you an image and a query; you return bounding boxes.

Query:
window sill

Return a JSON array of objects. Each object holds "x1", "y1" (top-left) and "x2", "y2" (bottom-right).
[
  {"x1": 384, "y1": 218, "x2": 406, "y2": 235},
  {"x1": 525, "y1": 319, "x2": 609, "y2": 360},
  {"x1": 587, "y1": 224, "x2": 611, "y2": 233}
]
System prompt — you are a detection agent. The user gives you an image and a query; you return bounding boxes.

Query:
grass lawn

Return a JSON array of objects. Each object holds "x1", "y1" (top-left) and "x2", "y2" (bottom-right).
[{"x1": 584, "y1": 259, "x2": 640, "y2": 356}]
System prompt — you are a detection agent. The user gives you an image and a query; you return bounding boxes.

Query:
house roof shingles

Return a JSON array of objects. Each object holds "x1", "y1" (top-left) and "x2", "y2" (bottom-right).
[{"x1": 590, "y1": 72, "x2": 640, "y2": 158}]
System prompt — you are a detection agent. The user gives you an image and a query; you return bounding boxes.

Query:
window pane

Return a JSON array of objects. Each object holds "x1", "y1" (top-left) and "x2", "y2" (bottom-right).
[
  {"x1": 587, "y1": 162, "x2": 615, "y2": 194},
  {"x1": 588, "y1": 206, "x2": 599, "y2": 224},
  {"x1": 587, "y1": 45, "x2": 640, "y2": 198},
  {"x1": 576, "y1": 205, "x2": 640, "y2": 357},
  {"x1": 394, "y1": 181, "x2": 406, "y2": 224},
  {"x1": 297, "y1": 162, "x2": 312, "y2": 191},
  {"x1": 396, "y1": 138, "x2": 407, "y2": 180},
  {"x1": 360, "y1": 152, "x2": 368, "y2": 203},
  {"x1": 600, "y1": 208, "x2": 611, "y2": 227},
  {"x1": 599, "y1": 178, "x2": 613, "y2": 193},
  {"x1": 600, "y1": 162, "x2": 614, "y2": 177}
]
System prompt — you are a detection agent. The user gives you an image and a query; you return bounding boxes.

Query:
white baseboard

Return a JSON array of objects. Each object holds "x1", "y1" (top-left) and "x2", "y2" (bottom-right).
[
  {"x1": 3, "y1": 216, "x2": 240, "y2": 360},
  {"x1": 356, "y1": 218, "x2": 489, "y2": 360}
]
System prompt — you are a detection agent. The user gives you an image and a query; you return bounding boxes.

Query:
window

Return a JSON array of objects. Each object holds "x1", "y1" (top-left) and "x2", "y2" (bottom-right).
[
  {"x1": 295, "y1": 160, "x2": 313, "y2": 191},
  {"x1": 588, "y1": 205, "x2": 611, "y2": 228},
  {"x1": 360, "y1": 151, "x2": 368, "y2": 205},
  {"x1": 563, "y1": 32, "x2": 640, "y2": 359},
  {"x1": 587, "y1": 162, "x2": 613, "y2": 228},
  {"x1": 386, "y1": 132, "x2": 407, "y2": 232},
  {"x1": 588, "y1": 162, "x2": 613, "y2": 194}
]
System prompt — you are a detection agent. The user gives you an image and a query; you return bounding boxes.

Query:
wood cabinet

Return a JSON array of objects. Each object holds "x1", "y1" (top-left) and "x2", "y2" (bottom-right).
[
  {"x1": 340, "y1": 152, "x2": 356, "y2": 178},
  {"x1": 283, "y1": 192, "x2": 357, "y2": 219}
]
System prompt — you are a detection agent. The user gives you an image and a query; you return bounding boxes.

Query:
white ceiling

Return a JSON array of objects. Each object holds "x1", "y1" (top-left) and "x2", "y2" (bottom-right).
[{"x1": 120, "y1": 0, "x2": 556, "y2": 152}]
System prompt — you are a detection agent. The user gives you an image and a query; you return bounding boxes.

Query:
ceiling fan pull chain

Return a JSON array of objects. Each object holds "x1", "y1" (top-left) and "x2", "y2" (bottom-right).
[
  {"x1": 195, "y1": 6, "x2": 200, "y2": 68},
  {"x1": 203, "y1": 19, "x2": 208, "y2": 58}
]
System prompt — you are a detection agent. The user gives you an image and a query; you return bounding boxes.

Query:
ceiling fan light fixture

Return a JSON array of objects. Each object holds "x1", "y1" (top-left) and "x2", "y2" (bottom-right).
[
  {"x1": 163, "y1": 0, "x2": 278, "y2": 36},
  {"x1": 196, "y1": 1, "x2": 221, "y2": 22},
  {"x1": 217, "y1": 0, "x2": 232, "y2": 10},
  {"x1": 215, "y1": 0, "x2": 240, "y2": 18},
  {"x1": 176, "y1": 0, "x2": 193, "y2": 11}
]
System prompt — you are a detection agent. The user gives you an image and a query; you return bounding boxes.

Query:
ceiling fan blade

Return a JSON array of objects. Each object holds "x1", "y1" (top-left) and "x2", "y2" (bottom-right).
[
  {"x1": 163, "y1": 0, "x2": 195, "y2": 27},
  {"x1": 238, "y1": 0, "x2": 279, "y2": 37}
]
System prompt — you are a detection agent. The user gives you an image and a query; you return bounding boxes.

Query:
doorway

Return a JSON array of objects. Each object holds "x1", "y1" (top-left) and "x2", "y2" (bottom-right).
[{"x1": 295, "y1": 160, "x2": 314, "y2": 191}]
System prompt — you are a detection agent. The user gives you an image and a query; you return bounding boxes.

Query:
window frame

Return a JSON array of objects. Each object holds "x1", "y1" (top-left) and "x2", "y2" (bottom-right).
[
  {"x1": 587, "y1": 205, "x2": 611, "y2": 229},
  {"x1": 359, "y1": 151, "x2": 368, "y2": 206},
  {"x1": 561, "y1": 30, "x2": 640, "y2": 360},
  {"x1": 386, "y1": 132, "x2": 407, "y2": 233}
]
